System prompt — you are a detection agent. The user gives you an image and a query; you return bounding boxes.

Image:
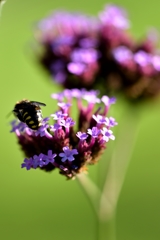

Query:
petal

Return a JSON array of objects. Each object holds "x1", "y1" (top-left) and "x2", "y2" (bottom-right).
[
  {"x1": 52, "y1": 154, "x2": 57, "y2": 158},
  {"x1": 48, "y1": 150, "x2": 52, "y2": 156},
  {"x1": 61, "y1": 157, "x2": 67, "y2": 162},
  {"x1": 63, "y1": 146, "x2": 69, "y2": 151},
  {"x1": 72, "y1": 149, "x2": 78, "y2": 155},
  {"x1": 59, "y1": 153, "x2": 65, "y2": 157},
  {"x1": 68, "y1": 156, "x2": 75, "y2": 161},
  {"x1": 110, "y1": 135, "x2": 115, "y2": 140}
]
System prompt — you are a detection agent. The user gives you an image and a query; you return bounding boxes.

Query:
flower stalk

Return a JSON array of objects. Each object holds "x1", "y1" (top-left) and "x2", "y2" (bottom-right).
[
  {"x1": 75, "y1": 104, "x2": 141, "y2": 240},
  {"x1": 99, "y1": 105, "x2": 140, "y2": 221}
]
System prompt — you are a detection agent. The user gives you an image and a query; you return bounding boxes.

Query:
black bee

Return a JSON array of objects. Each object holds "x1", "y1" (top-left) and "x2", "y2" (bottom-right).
[{"x1": 13, "y1": 100, "x2": 46, "y2": 130}]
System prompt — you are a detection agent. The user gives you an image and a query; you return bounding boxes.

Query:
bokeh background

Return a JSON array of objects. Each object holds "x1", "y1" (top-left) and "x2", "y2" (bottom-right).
[{"x1": 1, "y1": 0, "x2": 160, "y2": 239}]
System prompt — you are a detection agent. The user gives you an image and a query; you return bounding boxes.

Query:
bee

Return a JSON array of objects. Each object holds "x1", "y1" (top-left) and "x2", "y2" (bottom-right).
[{"x1": 13, "y1": 99, "x2": 46, "y2": 130}]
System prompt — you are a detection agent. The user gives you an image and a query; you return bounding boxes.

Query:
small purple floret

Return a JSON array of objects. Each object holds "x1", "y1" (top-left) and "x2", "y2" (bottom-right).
[
  {"x1": 10, "y1": 120, "x2": 27, "y2": 133},
  {"x1": 112, "y1": 46, "x2": 133, "y2": 63},
  {"x1": 71, "y1": 48, "x2": 99, "y2": 63},
  {"x1": 67, "y1": 62, "x2": 86, "y2": 75},
  {"x1": 35, "y1": 124, "x2": 48, "y2": 137},
  {"x1": 51, "y1": 92, "x2": 64, "y2": 101},
  {"x1": 87, "y1": 127, "x2": 101, "y2": 138},
  {"x1": 101, "y1": 96, "x2": 116, "y2": 106},
  {"x1": 58, "y1": 102, "x2": 72, "y2": 110},
  {"x1": 43, "y1": 150, "x2": 57, "y2": 165},
  {"x1": 101, "y1": 127, "x2": 115, "y2": 142},
  {"x1": 42, "y1": 117, "x2": 50, "y2": 123},
  {"x1": 92, "y1": 114, "x2": 109, "y2": 125},
  {"x1": 21, "y1": 158, "x2": 33, "y2": 170},
  {"x1": 76, "y1": 131, "x2": 88, "y2": 140},
  {"x1": 70, "y1": 89, "x2": 82, "y2": 98},
  {"x1": 51, "y1": 111, "x2": 68, "y2": 120},
  {"x1": 60, "y1": 117, "x2": 75, "y2": 128},
  {"x1": 32, "y1": 154, "x2": 44, "y2": 169},
  {"x1": 83, "y1": 91, "x2": 100, "y2": 104},
  {"x1": 134, "y1": 51, "x2": 151, "y2": 67},
  {"x1": 152, "y1": 56, "x2": 160, "y2": 71},
  {"x1": 59, "y1": 146, "x2": 78, "y2": 162},
  {"x1": 109, "y1": 117, "x2": 118, "y2": 127},
  {"x1": 35, "y1": 124, "x2": 52, "y2": 138},
  {"x1": 50, "y1": 123, "x2": 62, "y2": 132}
]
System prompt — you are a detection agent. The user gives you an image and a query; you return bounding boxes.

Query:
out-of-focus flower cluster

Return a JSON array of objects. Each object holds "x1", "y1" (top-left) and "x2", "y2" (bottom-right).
[
  {"x1": 35, "y1": 4, "x2": 160, "y2": 101},
  {"x1": 10, "y1": 89, "x2": 117, "y2": 179}
]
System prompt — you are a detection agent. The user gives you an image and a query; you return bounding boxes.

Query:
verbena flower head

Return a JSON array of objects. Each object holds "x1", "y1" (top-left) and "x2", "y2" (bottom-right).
[
  {"x1": 35, "y1": 5, "x2": 130, "y2": 87},
  {"x1": 35, "y1": 4, "x2": 160, "y2": 101},
  {"x1": 10, "y1": 89, "x2": 117, "y2": 179},
  {"x1": 36, "y1": 10, "x2": 100, "y2": 88}
]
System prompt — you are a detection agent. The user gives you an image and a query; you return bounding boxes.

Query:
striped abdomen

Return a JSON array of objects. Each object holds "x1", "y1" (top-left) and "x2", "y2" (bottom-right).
[{"x1": 22, "y1": 110, "x2": 43, "y2": 130}]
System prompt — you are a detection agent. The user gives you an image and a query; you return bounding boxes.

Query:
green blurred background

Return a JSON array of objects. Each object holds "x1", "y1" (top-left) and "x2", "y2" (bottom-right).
[{"x1": 1, "y1": 0, "x2": 160, "y2": 239}]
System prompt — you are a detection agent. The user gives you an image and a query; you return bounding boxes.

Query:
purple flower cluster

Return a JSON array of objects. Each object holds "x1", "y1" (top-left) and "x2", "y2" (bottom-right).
[
  {"x1": 10, "y1": 89, "x2": 117, "y2": 179},
  {"x1": 35, "y1": 4, "x2": 160, "y2": 101},
  {"x1": 36, "y1": 10, "x2": 100, "y2": 87}
]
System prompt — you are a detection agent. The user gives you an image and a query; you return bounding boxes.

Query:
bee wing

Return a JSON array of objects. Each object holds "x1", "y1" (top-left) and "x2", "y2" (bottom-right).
[{"x1": 30, "y1": 101, "x2": 46, "y2": 107}]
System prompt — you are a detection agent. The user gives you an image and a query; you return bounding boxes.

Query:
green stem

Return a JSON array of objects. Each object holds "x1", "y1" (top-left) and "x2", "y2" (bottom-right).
[
  {"x1": 76, "y1": 173, "x2": 100, "y2": 240},
  {"x1": 96, "y1": 214, "x2": 117, "y2": 240},
  {"x1": 76, "y1": 173, "x2": 117, "y2": 240},
  {"x1": 76, "y1": 173, "x2": 102, "y2": 217},
  {"x1": 99, "y1": 107, "x2": 140, "y2": 221}
]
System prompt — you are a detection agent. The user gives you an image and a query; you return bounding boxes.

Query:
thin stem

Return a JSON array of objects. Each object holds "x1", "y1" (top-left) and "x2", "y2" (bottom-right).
[
  {"x1": 76, "y1": 173, "x2": 114, "y2": 240},
  {"x1": 76, "y1": 173, "x2": 102, "y2": 217},
  {"x1": 96, "y1": 215, "x2": 117, "y2": 240},
  {"x1": 76, "y1": 173, "x2": 101, "y2": 240},
  {"x1": 99, "y1": 107, "x2": 140, "y2": 221}
]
